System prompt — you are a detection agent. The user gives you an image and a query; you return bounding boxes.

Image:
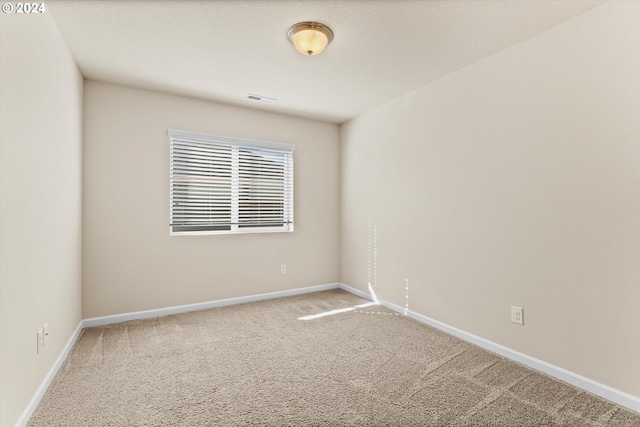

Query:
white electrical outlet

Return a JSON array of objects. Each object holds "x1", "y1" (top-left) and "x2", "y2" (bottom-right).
[
  {"x1": 511, "y1": 306, "x2": 524, "y2": 325},
  {"x1": 280, "y1": 264, "x2": 287, "y2": 275},
  {"x1": 36, "y1": 328, "x2": 44, "y2": 353},
  {"x1": 43, "y1": 323, "x2": 49, "y2": 346}
]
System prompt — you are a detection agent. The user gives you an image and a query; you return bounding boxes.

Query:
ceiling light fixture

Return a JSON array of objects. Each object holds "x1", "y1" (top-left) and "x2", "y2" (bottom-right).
[{"x1": 287, "y1": 21, "x2": 334, "y2": 56}]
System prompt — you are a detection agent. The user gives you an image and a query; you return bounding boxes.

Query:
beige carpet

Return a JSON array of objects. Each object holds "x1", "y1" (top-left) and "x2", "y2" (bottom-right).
[{"x1": 28, "y1": 289, "x2": 640, "y2": 426}]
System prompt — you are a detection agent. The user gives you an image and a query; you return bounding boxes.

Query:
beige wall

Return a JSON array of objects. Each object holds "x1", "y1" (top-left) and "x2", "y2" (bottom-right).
[
  {"x1": 0, "y1": 13, "x2": 83, "y2": 427},
  {"x1": 340, "y1": 1, "x2": 640, "y2": 398},
  {"x1": 3, "y1": 2, "x2": 637, "y2": 424},
  {"x1": 82, "y1": 81, "x2": 339, "y2": 318}
]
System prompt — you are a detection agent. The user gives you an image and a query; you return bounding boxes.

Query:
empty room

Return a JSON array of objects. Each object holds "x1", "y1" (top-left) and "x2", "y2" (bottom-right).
[{"x1": 1, "y1": 0, "x2": 639, "y2": 426}]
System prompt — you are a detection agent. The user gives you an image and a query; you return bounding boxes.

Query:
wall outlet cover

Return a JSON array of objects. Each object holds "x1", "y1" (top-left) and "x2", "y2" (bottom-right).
[{"x1": 511, "y1": 306, "x2": 524, "y2": 325}]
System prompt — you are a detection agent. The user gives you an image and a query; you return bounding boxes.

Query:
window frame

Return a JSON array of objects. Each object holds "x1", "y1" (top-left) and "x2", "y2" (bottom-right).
[{"x1": 169, "y1": 129, "x2": 295, "y2": 236}]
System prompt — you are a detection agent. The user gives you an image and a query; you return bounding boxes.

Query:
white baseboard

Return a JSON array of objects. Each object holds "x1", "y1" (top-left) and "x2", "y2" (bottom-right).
[
  {"x1": 338, "y1": 282, "x2": 374, "y2": 301},
  {"x1": 335, "y1": 283, "x2": 640, "y2": 414},
  {"x1": 18, "y1": 283, "x2": 342, "y2": 426},
  {"x1": 83, "y1": 283, "x2": 341, "y2": 327},
  {"x1": 15, "y1": 321, "x2": 83, "y2": 427},
  {"x1": 18, "y1": 282, "x2": 639, "y2": 427}
]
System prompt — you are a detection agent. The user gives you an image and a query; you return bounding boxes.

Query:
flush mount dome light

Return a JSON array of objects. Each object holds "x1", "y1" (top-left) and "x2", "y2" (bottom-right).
[{"x1": 287, "y1": 21, "x2": 334, "y2": 56}]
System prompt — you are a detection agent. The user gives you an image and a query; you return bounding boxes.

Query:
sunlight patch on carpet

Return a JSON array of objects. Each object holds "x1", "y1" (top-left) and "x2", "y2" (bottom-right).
[{"x1": 298, "y1": 301, "x2": 378, "y2": 321}]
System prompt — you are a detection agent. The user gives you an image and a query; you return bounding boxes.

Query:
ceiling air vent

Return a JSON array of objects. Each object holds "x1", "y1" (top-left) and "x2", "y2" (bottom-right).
[{"x1": 247, "y1": 94, "x2": 277, "y2": 104}]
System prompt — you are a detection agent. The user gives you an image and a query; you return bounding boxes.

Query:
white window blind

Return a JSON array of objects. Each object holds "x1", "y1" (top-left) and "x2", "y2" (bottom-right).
[{"x1": 169, "y1": 129, "x2": 294, "y2": 235}]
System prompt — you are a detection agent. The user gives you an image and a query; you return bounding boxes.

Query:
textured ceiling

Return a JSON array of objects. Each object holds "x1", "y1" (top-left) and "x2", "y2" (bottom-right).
[{"x1": 47, "y1": 0, "x2": 604, "y2": 123}]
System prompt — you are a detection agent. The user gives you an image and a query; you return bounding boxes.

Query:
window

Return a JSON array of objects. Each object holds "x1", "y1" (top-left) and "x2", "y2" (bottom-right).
[{"x1": 169, "y1": 129, "x2": 294, "y2": 235}]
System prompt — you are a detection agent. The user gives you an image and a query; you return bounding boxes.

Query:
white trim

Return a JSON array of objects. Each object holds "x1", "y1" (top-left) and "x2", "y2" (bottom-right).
[
  {"x1": 168, "y1": 128, "x2": 296, "y2": 152},
  {"x1": 338, "y1": 282, "x2": 374, "y2": 301},
  {"x1": 335, "y1": 283, "x2": 640, "y2": 414},
  {"x1": 19, "y1": 284, "x2": 342, "y2": 425},
  {"x1": 15, "y1": 321, "x2": 83, "y2": 427},
  {"x1": 169, "y1": 225, "x2": 292, "y2": 237},
  {"x1": 83, "y1": 283, "x2": 340, "y2": 327},
  {"x1": 18, "y1": 282, "x2": 639, "y2": 426}
]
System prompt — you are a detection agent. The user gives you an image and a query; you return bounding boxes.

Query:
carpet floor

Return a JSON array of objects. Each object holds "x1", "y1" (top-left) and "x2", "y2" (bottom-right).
[{"x1": 28, "y1": 289, "x2": 640, "y2": 426}]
